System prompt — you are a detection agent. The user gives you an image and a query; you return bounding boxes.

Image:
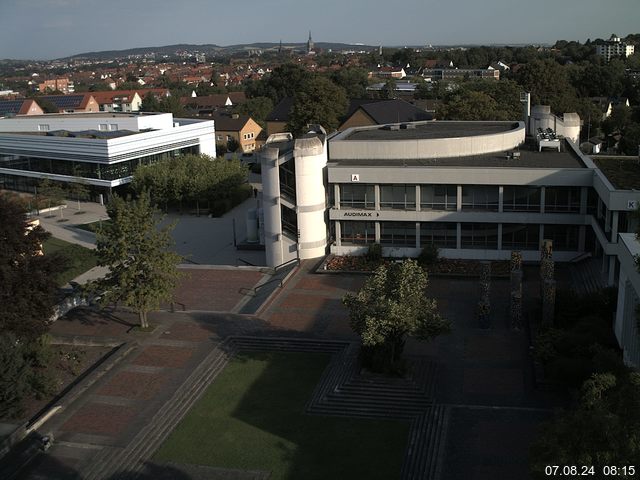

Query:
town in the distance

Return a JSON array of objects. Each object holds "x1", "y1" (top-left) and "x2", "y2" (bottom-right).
[{"x1": 1, "y1": 30, "x2": 640, "y2": 480}]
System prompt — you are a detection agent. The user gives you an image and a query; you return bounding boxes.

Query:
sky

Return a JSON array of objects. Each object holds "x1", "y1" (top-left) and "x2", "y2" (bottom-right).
[{"x1": 0, "y1": 0, "x2": 639, "y2": 60}]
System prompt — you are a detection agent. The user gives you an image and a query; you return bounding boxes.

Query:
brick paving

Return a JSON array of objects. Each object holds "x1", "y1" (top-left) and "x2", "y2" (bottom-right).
[
  {"x1": 172, "y1": 268, "x2": 264, "y2": 311},
  {"x1": 61, "y1": 403, "x2": 137, "y2": 437},
  {"x1": 131, "y1": 345, "x2": 195, "y2": 369},
  {"x1": 97, "y1": 371, "x2": 170, "y2": 400}
]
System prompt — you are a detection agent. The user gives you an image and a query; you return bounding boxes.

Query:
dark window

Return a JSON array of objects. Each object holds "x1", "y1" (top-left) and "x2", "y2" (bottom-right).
[
  {"x1": 545, "y1": 187, "x2": 581, "y2": 213},
  {"x1": 380, "y1": 184, "x2": 416, "y2": 210},
  {"x1": 341, "y1": 221, "x2": 376, "y2": 245},
  {"x1": 380, "y1": 222, "x2": 416, "y2": 247},
  {"x1": 279, "y1": 160, "x2": 296, "y2": 202},
  {"x1": 420, "y1": 185, "x2": 457, "y2": 211},
  {"x1": 502, "y1": 223, "x2": 540, "y2": 250},
  {"x1": 340, "y1": 184, "x2": 375, "y2": 209},
  {"x1": 461, "y1": 223, "x2": 499, "y2": 249},
  {"x1": 503, "y1": 186, "x2": 541, "y2": 212},
  {"x1": 462, "y1": 186, "x2": 499, "y2": 211},
  {"x1": 420, "y1": 222, "x2": 457, "y2": 248},
  {"x1": 587, "y1": 188, "x2": 598, "y2": 216},
  {"x1": 281, "y1": 205, "x2": 298, "y2": 239},
  {"x1": 543, "y1": 224, "x2": 579, "y2": 251}
]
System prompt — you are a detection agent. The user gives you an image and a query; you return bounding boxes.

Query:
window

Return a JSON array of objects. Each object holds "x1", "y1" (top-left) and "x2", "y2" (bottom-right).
[
  {"x1": 38, "y1": 124, "x2": 49, "y2": 132},
  {"x1": 545, "y1": 187, "x2": 581, "y2": 213},
  {"x1": 502, "y1": 223, "x2": 539, "y2": 250},
  {"x1": 109, "y1": 124, "x2": 118, "y2": 131},
  {"x1": 216, "y1": 135, "x2": 223, "y2": 141},
  {"x1": 503, "y1": 186, "x2": 541, "y2": 212},
  {"x1": 98, "y1": 124, "x2": 108, "y2": 131},
  {"x1": 279, "y1": 160, "x2": 296, "y2": 202},
  {"x1": 341, "y1": 221, "x2": 375, "y2": 245},
  {"x1": 420, "y1": 222, "x2": 457, "y2": 248},
  {"x1": 462, "y1": 186, "x2": 499, "y2": 211},
  {"x1": 421, "y1": 185, "x2": 456, "y2": 211},
  {"x1": 380, "y1": 222, "x2": 416, "y2": 247},
  {"x1": 461, "y1": 223, "x2": 498, "y2": 249},
  {"x1": 543, "y1": 224, "x2": 579, "y2": 251},
  {"x1": 281, "y1": 205, "x2": 298, "y2": 239},
  {"x1": 380, "y1": 184, "x2": 416, "y2": 210},
  {"x1": 340, "y1": 184, "x2": 374, "y2": 209}
]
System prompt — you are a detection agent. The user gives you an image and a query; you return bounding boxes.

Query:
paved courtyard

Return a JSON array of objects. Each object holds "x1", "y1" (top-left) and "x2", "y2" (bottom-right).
[{"x1": 15, "y1": 262, "x2": 561, "y2": 480}]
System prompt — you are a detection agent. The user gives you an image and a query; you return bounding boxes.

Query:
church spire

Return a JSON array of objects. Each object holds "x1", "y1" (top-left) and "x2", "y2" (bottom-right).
[{"x1": 307, "y1": 31, "x2": 314, "y2": 54}]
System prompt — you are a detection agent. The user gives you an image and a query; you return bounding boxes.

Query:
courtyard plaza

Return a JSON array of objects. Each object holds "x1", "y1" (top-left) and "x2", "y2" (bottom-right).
[{"x1": 13, "y1": 256, "x2": 563, "y2": 480}]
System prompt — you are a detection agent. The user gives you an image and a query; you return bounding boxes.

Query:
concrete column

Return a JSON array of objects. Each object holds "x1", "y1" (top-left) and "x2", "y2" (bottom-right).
[
  {"x1": 597, "y1": 197, "x2": 603, "y2": 219},
  {"x1": 498, "y1": 186, "x2": 504, "y2": 213},
  {"x1": 457, "y1": 185, "x2": 463, "y2": 212},
  {"x1": 608, "y1": 255, "x2": 616, "y2": 286},
  {"x1": 375, "y1": 221, "x2": 381, "y2": 243},
  {"x1": 611, "y1": 211, "x2": 619, "y2": 243},
  {"x1": 580, "y1": 187, "x2": 588, "y2": 215},
  {"x1": 578, "y1": 225, "x2": 586, "y2": 252},
  {"x1": 415, "y1": 185, "x2": 421, "y2": 212},
  {"x1": 334, "y1": 184, "x2": 340, "y2": 209},
  {"x1": 374, "y1": 184, "x2": 380, "y2": 211},
  {"x1": 605, "y1": 208, "x2": 611, "y2": 233},
  {"x1": 497, "y1": 223, "x2": 503, "y2": 250},
  {"x1": 260, "y1": 147, "x2": 284, "y2": 268},
  {"x1": 540, "y1": 186, "x2": 546, "y2": 213},
  {"x1": 416, "y1": 222, "x2": 420, "y2": 248},
  {"x1": 539, "y1": 224, "x2": 545, "y2": 250},
  {"x1": 456, "y1": 222, "x2": 462, "y2": 249},
  {"x1": 335, "y1": 221, "x2": 341, "y2": 247}
]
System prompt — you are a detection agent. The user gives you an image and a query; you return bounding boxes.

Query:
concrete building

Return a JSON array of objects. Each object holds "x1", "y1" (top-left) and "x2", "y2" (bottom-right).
[
  {"x1": 0, "y1": 112, "x2": 215, "y2": 200},
  {"x1": 596, "y1": 34, "x2": 635, "y2": 62},
  {"x1": 91, "y1": 91, "x2": 143, "y2": 112},
  {"x1": 0, "y1": 99, "x2": 44, "y2": 117},
  {"x1": 37, "y1": 94, "x2": 100, "y2": 113},
  {"x1": 38, "y1": 78, "x2": 74, "y2": 94},
  {"x1": 258, "y1": 116, "x2": 640, "y2": 368},
  {"x1": 211, "y1": 112, "x2": 262, "y2": 153}
]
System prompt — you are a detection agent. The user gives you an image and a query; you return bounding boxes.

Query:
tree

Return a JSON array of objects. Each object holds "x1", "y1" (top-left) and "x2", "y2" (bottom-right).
[
  {"x1": 0, "y1": 333, "x2": 32, "y2": 418},
  {"x1": 343, "y1": 259, "x2": 450, "y2": 373},
  {"x1": 530, "y1": 371, "x2": 640, "y2": 478},
  {"x1": 287, "y1": 76, "x2": 348, "y2": 134},
  {"x1": 331, "y1": 67, "x2": 370, "y2": 98},
  {"x1": 140, "y1": 93, "x2": 161, "y2": 112},
  {"x1": 244, "y1": 63, "x2": 312, "y2": 104},
  {"x1": 0, "y1": 193, "x2": 63, "y2": 340},
  {"x1": 514, "y1": 59, "x2": 577, "y2": 114},
  {"x1": 234, "y1": 96, "x2": 274, "y2": 127},
  {"x1": 37, "y1": 178, "x2": 65, "y2": 210},
  {"x1": 92, "y1": 192, "x2": 181, "y2": 328}
]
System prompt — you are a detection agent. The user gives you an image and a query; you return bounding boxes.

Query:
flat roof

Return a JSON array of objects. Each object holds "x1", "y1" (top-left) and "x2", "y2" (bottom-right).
[
  {"x1": 329, "y1": 140, "x2": 586, "y2": 169},
  {"x1": 593, "y1": 157, "x2": 640, "y2": 190},
  {"x1": 342, "y1": 121, "x2": 519, "y2": 141},
  {"x1": 0, "y1": 112, "x2": 162, "y2": 119}
]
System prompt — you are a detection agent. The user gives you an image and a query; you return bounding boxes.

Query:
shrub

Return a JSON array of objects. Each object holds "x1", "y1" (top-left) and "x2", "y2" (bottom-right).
[
  {"x1": 365, "y1": 243, "x2": 383, "y2": 262},
  {"x1": 418, "y1": 243, "x2": 439, "y2": 267}
]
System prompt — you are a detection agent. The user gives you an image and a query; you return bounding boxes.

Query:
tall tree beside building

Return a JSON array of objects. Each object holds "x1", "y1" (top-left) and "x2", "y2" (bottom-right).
[
  {"x1": 287, "y1": 76, "x2": 348, "y2": 134},
  {"x1": 343, "y1": 260, "x2": 450, "y2": 373},
  {"x1": 92, "y1": 192, "x2": 181, "y2": 328},
  {"x1": 0, "y1": 193, "x2": 62, "y2": 339}
]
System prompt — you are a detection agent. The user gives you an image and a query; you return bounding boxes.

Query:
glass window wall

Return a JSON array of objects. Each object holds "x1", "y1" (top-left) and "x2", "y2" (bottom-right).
[
  {"x1": 380, "y1": 222, "x2": 416, "y2": 247},
  {"x1": 380, "y1": 184, "x2": 416, "y2": 210},
  {"x1": 420, "y1": 222, "x2": 457, "y2": 248},
  {"x1": 503, "y1": 186, "x2": 541, "y2": 212},
  {"x1": 502, "y1": 223, "x2": 540, "y2": 250},
  {"x1": 340, "y1": 184, "x2": 375, "y2": 209},
  {"x1": 420, "y1": 185, "x2": 456, "y2": 211},
  {"x1": 461, "y1": 223, "x2": 499, "y2": 249},
  {"x1": 544, "y1": 187, "x2": 581, "y2": 213},
  {"x1": 462, "y1": 186, "x2": 499, "y2": 211},
  {"x1": 341, "y1": 221, "x2": 376, "y2": 245}
]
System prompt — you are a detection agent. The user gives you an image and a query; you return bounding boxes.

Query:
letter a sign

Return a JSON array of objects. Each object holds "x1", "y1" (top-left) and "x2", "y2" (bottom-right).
[{"x1": 351, "y1": 174, "x2": 360, "y2": 182}]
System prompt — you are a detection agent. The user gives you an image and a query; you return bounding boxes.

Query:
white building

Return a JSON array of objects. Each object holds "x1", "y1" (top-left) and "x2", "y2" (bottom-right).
[
  {"x1": 0, "y1": 112, "x2": 215, "y2": 200},
  {"x1": 596, "y1": 34, "x2": 635, "y2": 62}
]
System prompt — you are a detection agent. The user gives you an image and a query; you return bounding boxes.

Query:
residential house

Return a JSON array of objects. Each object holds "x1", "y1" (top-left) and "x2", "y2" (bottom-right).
[
  {"x1": 0, "y1": 99, "x2": 44, "y2": 117},
  {"x1": 38, "y1": 78, "x2": 74, "y2": 94},
  {"x1": 338, "y1": 99, "x2": 433, "y2": 131},
  {"x1": 37, "y1": 94, "x2": 100, "y2": 113},
  {"x1": 212, "y1": 112, "x2": 262, "y2": 153},
  {"x1": 91, "y1": 91, "x2": 143, "y2": 112}
]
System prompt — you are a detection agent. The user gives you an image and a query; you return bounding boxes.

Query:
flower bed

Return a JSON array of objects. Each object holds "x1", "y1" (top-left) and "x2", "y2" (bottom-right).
[{"x1": 322, "y1": 255, "x2": 510, "y2": 277}]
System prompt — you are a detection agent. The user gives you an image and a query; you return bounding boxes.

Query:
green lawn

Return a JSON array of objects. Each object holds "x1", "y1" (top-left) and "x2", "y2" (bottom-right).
[
  {"x1": 42, "y1": 237, "x2": 98, "y2": 286},
  {"x1": 74, "y1": 219, "x2": 112, "y2": 233},
  {"x1": 154, "y1": 352, "x2": 409, "y2": 480}
]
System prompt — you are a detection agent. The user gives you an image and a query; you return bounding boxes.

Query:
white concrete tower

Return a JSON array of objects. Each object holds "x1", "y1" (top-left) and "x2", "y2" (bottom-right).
[{"x1": 294, "y1": 134, "x2": 328, "y2": 260}]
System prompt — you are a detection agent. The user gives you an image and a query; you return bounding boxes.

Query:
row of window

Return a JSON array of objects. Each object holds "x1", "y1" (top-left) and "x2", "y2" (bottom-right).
[
  {"x1": 337, "y1": 184, "x2": 583, "y2": 213},
  {"x1": 339, "y1": 221, "x2": 580, "y2": 251},
  {"x1": 0, "y1": 146, "x2": 199, "y2": 181}
]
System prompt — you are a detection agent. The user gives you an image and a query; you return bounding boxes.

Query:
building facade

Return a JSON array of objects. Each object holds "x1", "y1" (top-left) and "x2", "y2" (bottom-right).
[
  {"x1": 596, "y1": 35, "x2": 635, "y2": 62},
  {"x1": 0, "y1": 112, "x2": 215, "y2": 200}
]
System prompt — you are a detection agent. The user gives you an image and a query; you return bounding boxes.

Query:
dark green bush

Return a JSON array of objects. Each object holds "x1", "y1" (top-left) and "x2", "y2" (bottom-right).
[
  {"x1": 418, "y1": 243, "x2": 439, "y2": 267},
  {"x1": 365, "y1": 243, "x2": 383, "y2": 262}
]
